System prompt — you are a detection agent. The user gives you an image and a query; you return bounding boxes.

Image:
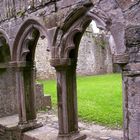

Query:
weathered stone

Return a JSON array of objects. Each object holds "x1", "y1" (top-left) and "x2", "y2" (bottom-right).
[
  {"x1": 35, "y1": 25, "x2": 114, "y2": 79},
  {"x1": 0, "y1": 0, "x2": 140, "y2": 140},
  {"x1": 35, "y1": 83, "x2": 52, "y2": 110},
  {"x1": 125, "y1": 26, "x2": 140, "y2": 47}
]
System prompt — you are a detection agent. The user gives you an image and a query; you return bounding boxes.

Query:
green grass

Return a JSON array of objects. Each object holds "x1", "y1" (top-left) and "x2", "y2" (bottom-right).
[{"x1": 39, "y1": 73, "x2": 123, "y2": 128}]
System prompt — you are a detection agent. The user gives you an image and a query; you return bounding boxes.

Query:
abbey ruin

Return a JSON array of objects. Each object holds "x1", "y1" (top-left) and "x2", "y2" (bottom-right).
[{"x1": 0, "y1": 0, "x2": 140, "y2": 140}]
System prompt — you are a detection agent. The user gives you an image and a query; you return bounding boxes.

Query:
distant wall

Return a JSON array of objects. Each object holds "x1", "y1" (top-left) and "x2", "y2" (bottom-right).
[
  {"x1": 35, "y1": 38, "x2": 56, "y2": 80},
  {"x1": 77, "y1": 26, "x2": 113, "y2": 76}
]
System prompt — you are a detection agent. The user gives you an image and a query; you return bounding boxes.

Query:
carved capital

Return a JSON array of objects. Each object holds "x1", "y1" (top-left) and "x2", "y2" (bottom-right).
[
  {"x1": 9, "y1": 61, "x2": 35, "y2": 68},
  {"x1": 50, "y1": 58, "x2": 76, "y2": 69}
]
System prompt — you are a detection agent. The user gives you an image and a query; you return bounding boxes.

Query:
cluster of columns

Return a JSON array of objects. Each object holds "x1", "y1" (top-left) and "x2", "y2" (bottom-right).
[{"x1": 10, "y1": 61, "x2": 41, "y2": 130}]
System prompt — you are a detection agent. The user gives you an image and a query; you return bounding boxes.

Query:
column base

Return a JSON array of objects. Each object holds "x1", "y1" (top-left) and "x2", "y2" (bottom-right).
[
  {"x1": 17, "y1": 120, "x2": 43, "y2": 132},
  {"x1": 58, "y1": 132, "x2": 87, "y2": 140}
]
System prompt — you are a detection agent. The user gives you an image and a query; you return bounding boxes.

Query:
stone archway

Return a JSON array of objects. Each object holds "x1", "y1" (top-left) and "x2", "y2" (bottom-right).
[
  {"x1": 50, "y1": 1, "x2": 129, "y2": 139},
  {"x1": 11, "y1": 19, "x2": 49, "y2": 127},
  {"x1": 0, "y1": 0, "x2": 140, "y2": 140}
]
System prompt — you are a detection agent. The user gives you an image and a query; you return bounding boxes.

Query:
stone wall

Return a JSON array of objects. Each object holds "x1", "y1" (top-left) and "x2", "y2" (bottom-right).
[
  {"x1": 0, "y1": 68, "x2": 17, "y2": 117},
  {"x1": 35, "y1": 25, "x2": 113, "y2": 80},
  {"x1": 77, "y1": 26, "x2": 113, "y2": 76},
  {"x1": 0, "y1": 71, "x2": 51, "y2": 118},
  {"x1": 0, "y1": 0, "x2": 140, "y2": 140},
  {"x1": 35, "y1": 38, "x2": 56, "y2": 80}
]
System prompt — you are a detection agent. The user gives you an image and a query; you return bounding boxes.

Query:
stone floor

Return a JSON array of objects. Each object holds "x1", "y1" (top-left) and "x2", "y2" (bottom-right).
[
  {"x1": 0, "y1": 110, "x2": 123, "y2": 140},
  {"x1": 24, "y1": 111, "x2": 123, "y2": 140}
]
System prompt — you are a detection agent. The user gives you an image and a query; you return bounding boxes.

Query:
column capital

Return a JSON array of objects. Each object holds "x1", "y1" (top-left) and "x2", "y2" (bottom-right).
[
  {"x1": 50, "y1": 58, "x2": 77, "y2": 69},
  {"x1": 0, "y1": 61, "x2": 35, "y2": 69},
  {"x1": 9, "y1": 61, "x2": 35, "y2": 68}
]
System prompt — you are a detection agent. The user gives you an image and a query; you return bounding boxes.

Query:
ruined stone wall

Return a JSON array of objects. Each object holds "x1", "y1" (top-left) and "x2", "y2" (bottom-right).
[
  {"x1": 35, "y1": 38, "x2": 56, "y2": 80},
  {"x1": 77, "y1": 26, "x2": 113, "y2": 76},
  {"x1": 35, "y1": 25, "x2": 113, "y2": 80},
  {"x1": 1, "y1": 0, "x2": 140, "y2": 140}
]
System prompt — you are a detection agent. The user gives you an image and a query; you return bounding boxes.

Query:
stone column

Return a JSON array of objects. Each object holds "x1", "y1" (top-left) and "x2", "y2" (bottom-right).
[
  {"x1": 23, "y1": 61, "x2": 36, "y2": 121},
  {"x1": 16, "y1": 64, "x2": 27, "y2": 124},
  {"x1": 51, "y1": 58, "x2": 86, "y2": 140},
  {"x1": 122, "y1": 65, "x2": 140, "y2": 140},
  {"x1": 11, "y1": 61, "x2": 41, "y2": 130},
  {"x1": 122, "y1": 26, "x2": 140, "y2": 140}
]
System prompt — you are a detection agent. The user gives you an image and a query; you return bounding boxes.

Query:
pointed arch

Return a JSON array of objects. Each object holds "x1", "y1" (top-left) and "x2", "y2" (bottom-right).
[
  {"x1": 56, "y1": 2, "x2": 128, "y2": 62},
  {"x1": 12, "y1": 18, "x2": 48, "y2": 61}
]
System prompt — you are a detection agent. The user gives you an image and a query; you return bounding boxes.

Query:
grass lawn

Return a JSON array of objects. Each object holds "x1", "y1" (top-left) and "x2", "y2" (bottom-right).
[{"x1": 38, "y1": 73, "x2": 123, "y2": 128}]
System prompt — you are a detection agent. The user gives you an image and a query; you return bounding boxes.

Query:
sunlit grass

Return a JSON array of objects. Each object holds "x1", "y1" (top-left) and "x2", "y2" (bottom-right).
[{"x1": 39, "y1": 73, "x2": 123, "y2": 128}]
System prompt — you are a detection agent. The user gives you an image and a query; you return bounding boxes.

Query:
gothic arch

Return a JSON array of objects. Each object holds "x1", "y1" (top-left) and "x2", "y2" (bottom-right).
[
  {"x1": 60, "y1": 15, "x2": 91, "y2": 58},
  {"x1": 11, "y1": 18, "x2": 51, "y2": 124},
  {"x1": 50, "y1": 2, "x2": 129, "y2": 139},
  {"x1": 12, "y1": 18, "x2": 48, "y2": 61},
  {"x1": 54, "y1": 1, "x2": 128, "y2": 64}
]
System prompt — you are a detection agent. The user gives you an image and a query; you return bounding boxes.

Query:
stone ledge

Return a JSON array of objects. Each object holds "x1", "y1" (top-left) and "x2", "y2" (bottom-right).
[
  {"x1": 23, "y1": 125, "x2": 58, "y2": 140},
  {"x1": 113, "y1": 53, "x2": 129, "y2": 64},
  {"x1": 58, "y1": 133, "x2": 87, "y2": 140},
  {"x1": 23, "y1": 125, "x2": 86, "y2": 140}
]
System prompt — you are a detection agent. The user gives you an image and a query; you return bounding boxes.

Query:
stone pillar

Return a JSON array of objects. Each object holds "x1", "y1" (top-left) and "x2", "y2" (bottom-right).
[
  {"x1": 51, "y1": 58, "x2": 86, "y2": 140},
  {"x1": 121, "y1": 26, "x2": 140, "y2": 140},
  {"x1": 122, "y1": 65, "x2": 140, "y2": 140},
  {"x1": 23, "y1": 61, "x2": 36, "y2": 121},
  {"x1": 12, "y1": 61, "x2": 41, "y2": 130}
]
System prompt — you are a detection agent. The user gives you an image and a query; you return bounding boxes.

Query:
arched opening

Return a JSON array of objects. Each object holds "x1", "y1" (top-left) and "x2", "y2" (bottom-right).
[
  {"x1": 70, "y1": 20, "x2": 123, "y2": 139},
  {"x1": 12, "y1": 21, "x2": 54, "y2": 125},
  {"x1": 36, "y1": 5, "x2": 125, "y2": 138},
  {"x1": 22, "y1": 28, "x2": 52, "y2": 113}
]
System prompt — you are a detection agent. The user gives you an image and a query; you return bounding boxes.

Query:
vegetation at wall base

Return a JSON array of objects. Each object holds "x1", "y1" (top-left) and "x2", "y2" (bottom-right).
[{"x1": 39, "y1": 73, "x2": 123, "y2": 128}]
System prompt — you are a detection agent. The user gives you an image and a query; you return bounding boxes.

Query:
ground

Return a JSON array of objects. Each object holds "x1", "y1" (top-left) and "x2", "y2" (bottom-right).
[
  {"x1": 0, "y1": 110, "x2": 122, "y2": 140},
  {"x1": 24, "y1": 110, "x2": 123, "y2": 140},
  {"x1": 40, "y1": 73, "x2": 123, "y2": 127}
]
